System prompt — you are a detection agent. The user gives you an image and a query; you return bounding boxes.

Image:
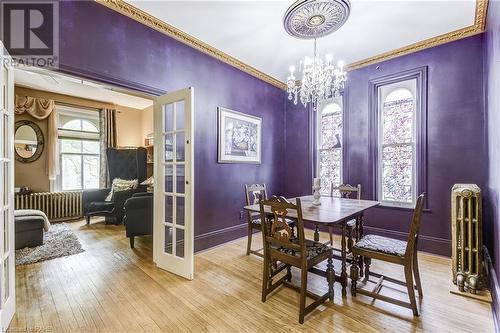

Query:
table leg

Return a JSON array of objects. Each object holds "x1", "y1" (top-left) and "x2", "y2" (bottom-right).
[
  {"x1": 358, "y1": 213, "x2": 364, "y2": 277},
  {"x1": 314, "y1": 224, "x2": 320, "y2": 242},
  {"x1": 358, "y1": 212, "x2": 364, "y2": 239},
  {"x1": 341, "y1": 221, "x2": 347, "y2": 297}
]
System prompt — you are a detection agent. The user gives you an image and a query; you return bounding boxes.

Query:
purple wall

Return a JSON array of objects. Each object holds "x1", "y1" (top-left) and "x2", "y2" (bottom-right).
[
  {"x1": 285, "y1": 35, "x2": 487, "y2": 256},
  {"x1": 55, "y1": 1, "x2": 489, "y2": 258},
  {"x1": 284, "y1": 102, "x2": 313, "y2": 197},
  {"x1": 58, "y1": 1, "x2": 286, "y2": 251},
  {"x1": 484, "y1": 0, "x2": 500, "y2": 326}
]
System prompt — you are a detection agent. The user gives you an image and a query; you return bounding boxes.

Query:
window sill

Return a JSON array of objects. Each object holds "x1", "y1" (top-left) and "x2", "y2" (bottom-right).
[{"x1": 376, "y1": 204, "x2": 432, "y2": 213}]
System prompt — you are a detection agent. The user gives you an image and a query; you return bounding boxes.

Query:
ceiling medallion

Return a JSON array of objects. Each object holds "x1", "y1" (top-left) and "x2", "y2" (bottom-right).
[{"x1": 283, "y1": 0, "x2": 351, "y2": 39}]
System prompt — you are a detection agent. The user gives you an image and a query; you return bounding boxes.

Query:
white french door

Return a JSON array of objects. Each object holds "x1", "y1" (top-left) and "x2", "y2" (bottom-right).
[
  {"x1": 0, "y1": 43, "x2": 16, "y2": 329},
  {"x1": 153, "y1": 87, "x2": 194, "y2": 280}
]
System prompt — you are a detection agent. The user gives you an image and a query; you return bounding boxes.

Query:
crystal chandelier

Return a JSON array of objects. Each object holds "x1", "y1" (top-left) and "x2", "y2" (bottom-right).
[
  {"x1": 283, "y1": 0, "x2": 351, "y2": 111},
  {"x1": 286, "y1": 39, "x2": 346, "y2": 110}
]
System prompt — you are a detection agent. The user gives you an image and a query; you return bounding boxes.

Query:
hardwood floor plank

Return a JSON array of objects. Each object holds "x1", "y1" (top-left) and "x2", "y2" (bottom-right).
[{"x1": 9, "y1": 219, "x2": 494, "y2": 333}]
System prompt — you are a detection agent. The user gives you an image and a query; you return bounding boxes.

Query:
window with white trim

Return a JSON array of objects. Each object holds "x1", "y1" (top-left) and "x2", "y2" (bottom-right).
[
  {"x1": 377, "y1": 79, "x2": 417, "y2": 207},
  {"x1": 317, "y1": 97, "x2": 343, "y2": 196},
  {"x1": 57, "y1": 106, "x2": 100, "y2": 191}
]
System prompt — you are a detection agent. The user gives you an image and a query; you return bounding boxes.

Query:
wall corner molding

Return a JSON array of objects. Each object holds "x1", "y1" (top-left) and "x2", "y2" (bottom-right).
[
  {"x1": 347, "y1": 0, "x2": 489, "y2": 70},
  {"x1": 94, "y1": 0, "x2": 287, "y2": 91},
  {"x1": 94, "y1": 0, "x2": 488, "y2": 89}
]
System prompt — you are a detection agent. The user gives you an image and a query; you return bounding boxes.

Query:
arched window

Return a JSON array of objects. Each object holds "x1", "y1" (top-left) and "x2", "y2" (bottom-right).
[
  {"x1": 317, "y1": 99, "x2": 343, "y2": 196},
  {"x1": 57, "y1": 107, "x2": 101, "y2": 191},
  {"x1": 385, "y1": 88, "x2": 413, "y2": 103},
  {"x1": 61, "y1": 118, "x2": 99, "y2": 133},
  {"x1": 378, "y1": 82, "x2": 416, "y2": 206}
]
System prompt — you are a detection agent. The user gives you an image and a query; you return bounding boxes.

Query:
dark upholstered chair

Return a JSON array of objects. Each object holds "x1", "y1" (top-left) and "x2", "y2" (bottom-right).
[
  {"x1": 123, "y1": 192, "x2": 153, "y2": 248},
  {"x1": 244, "y1": 183, "x2": 295, "y2": 257},
  {"x1": 350, "y1": 193, "x2": 425, "y2": 316},
  {"x1": 259, "y1": 196, "x2": 334, "y2": 324},
  {"x1": 83, "y1": 147, "x2": 148, "y2": 225}
]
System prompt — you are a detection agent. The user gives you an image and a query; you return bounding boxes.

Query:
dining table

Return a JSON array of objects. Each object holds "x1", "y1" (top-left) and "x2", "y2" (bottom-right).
[{"x1": 244, "y1": 195, "x2": 380, "y2": 297}]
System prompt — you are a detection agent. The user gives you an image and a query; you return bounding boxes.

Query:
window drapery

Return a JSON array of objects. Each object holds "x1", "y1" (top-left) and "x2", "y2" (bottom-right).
[
  {"x1": 99, "y1": 108, "x2": 117, "y2": 188},
  {"x1": 15, "y1": 95, "x2": 55, "y2": 119},
  {"x1": 46, "y1": 110, "x2": 59, "y2": 180}
]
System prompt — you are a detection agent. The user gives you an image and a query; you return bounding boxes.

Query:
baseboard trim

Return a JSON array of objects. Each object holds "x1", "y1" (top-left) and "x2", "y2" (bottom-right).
[
  {"x1": 363, "y1": 225, "x2": 452, "y2": 256},
  {"x1": 194, "y1": 223, "x2": 248, "y2": 252},
  {"x1": 485, "y1": 248, "x2": 500, "y2": 333},
  {"x1": 192, "y1": 223, "x2": 452, "y2": 255}
]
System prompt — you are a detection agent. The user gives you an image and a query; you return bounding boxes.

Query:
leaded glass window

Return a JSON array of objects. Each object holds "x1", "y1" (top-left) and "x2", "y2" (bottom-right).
[
  {"x1": 317, "y1": 100, "x2": 342, "y2": 196},
  {"x1": 378, "y1": 82, "x2": 416, "y2": 207}
]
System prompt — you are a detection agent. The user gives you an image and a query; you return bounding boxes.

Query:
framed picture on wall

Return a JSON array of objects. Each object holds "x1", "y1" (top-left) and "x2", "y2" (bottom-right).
[{"x1": 217, "y1": 107, "x2": 262, "y2": 164}]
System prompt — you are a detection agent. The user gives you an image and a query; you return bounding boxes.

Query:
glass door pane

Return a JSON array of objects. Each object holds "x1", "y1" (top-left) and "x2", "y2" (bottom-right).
[
  {"x1": 163, "y1": 100, "x2": 186, "y2": 259},
  {"x1": 0, "y1": 44, "x2": 16, "y2": 327}
]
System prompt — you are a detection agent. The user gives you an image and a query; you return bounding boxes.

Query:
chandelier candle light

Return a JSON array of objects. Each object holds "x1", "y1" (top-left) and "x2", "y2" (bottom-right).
[{"x1": 284, "y1": 0, "x2": 351, "y2": 111}]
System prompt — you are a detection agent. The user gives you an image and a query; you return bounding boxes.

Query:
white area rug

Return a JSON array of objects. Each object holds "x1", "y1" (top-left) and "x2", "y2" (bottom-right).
[{"x1": 16, "y1": 223, "x2": 85, "y2": 265}]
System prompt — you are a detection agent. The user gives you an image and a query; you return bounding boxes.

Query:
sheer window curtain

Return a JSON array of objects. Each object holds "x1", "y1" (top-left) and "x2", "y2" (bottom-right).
[{"x1": 99, "y1": 108, "x2": 117, "y2": 188}]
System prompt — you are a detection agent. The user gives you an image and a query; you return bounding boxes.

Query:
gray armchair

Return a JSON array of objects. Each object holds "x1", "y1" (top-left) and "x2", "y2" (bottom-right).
[{"x1": 123, "y1": 192, "x2": 153, "y2": 248}]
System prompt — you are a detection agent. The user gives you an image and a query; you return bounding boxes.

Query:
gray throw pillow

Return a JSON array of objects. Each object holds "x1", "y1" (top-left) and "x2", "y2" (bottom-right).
[{"x1": 105, "y1": 178, "x2": 139, "y2": 201}]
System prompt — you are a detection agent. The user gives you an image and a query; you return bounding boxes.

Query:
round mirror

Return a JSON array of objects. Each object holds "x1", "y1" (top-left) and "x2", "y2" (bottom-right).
[{"x1": 14, "y1": 120, "x2": 44, "y2": 163}]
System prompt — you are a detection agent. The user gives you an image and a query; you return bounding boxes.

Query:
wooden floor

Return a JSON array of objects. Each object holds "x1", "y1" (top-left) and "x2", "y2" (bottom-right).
[{"x1": 11, "y1": 219, "x2": 494, "y2": 332}]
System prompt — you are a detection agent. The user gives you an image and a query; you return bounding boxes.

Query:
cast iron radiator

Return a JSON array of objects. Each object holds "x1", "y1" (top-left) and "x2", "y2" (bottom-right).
[
  {"x1": 15, "y1": 191, "x2": 83, "y2": 221},
  {"x1": 451, "y1": 184, "x2": 483, "y2": 294}
]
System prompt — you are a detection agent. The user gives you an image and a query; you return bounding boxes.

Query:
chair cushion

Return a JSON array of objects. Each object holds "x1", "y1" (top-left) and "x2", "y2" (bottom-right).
[
  {"x1": 252, "y1": 217, "x2": 294, "y2": 225},
  {"x1": 354, "y1": 234, "x2": 407, "y2": 257},
  {"x1": 277, "y1": 238, "x2": 331, "y2": 259}
]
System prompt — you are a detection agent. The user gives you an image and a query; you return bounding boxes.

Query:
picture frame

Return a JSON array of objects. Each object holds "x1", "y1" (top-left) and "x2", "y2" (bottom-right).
[{"x1": 217, "y1": 107, "x2": 262, "y2": 164}]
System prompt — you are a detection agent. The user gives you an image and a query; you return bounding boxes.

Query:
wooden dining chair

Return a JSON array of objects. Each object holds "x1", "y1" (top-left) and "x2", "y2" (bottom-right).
[
  {"x1": 329, "y1": 184, "x2": 362, "y2": 252},
  {"x1": 350, "y1": 193, "x2": 425, "y2": 316},
  {"x1": 244, "y1": 184, "x2": 268, "y2": 257},
  {"x1": 259, "y1": 196, "x2": 335, "y2": 324}
]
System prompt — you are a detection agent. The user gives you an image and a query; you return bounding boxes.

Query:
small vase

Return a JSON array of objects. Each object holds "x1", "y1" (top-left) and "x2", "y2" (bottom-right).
[{"x1": 312, "y1": 185, "x2": 321, "y2": 206}]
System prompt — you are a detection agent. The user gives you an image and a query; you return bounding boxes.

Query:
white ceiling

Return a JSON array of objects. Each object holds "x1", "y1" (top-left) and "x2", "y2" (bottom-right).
[
  {"x1": 14, "y1": 68, "x2": 153, "y2": 109},
  {"x1": 130, "y1": 0, "x2": 477, "y2": 81}
]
